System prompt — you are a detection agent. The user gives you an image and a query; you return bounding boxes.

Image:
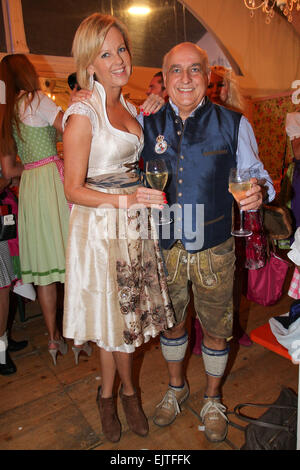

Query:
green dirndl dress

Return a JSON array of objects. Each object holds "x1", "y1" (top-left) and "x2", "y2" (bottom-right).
[{"x1": 13, "y1": 123, "x2": 70, "y2": 286}]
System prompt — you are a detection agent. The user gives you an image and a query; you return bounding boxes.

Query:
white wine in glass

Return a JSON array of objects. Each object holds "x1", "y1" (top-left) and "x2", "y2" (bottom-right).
[
  {"x1": 229, "y1": 168, "x2": 253, "y2": 237},
  {"x1": 146, "y1": 171, "x2": 168, "y2": 191},
  {"x1": 145, "y1": 159, "x2": 172, "y2": 225}
]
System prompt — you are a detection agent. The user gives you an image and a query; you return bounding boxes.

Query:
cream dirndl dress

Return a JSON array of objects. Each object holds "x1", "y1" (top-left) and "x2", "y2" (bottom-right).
[{"x1": 63, "y1": 81, "x2": 175, "y2": 352}]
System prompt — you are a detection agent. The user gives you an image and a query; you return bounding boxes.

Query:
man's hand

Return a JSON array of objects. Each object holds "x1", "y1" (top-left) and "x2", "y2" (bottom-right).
[
  {"x1": 239, "y1": 177, "x2": 264, "y2": 211},
  {"x1": 68, "y1": 86, "x2": 92, "y2": 106}
]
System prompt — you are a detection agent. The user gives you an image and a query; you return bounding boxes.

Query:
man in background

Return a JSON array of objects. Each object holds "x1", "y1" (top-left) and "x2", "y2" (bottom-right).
[{"x1": 146, "y1": 71, "x2": 168, "y2": 101}]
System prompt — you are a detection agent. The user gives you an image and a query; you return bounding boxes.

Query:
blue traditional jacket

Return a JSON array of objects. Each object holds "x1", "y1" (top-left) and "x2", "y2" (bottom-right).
[{"x1": 142, "y1": 99, "x2": 242, "y2": 253}]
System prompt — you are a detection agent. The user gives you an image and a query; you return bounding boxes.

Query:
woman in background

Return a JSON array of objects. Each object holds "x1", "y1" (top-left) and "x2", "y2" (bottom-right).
[
  {"x1": 0, "y1": 170, "x2": 18, "y2": 375},
  {"x1": 0, "y1": 54, "x2": 70, "y2": 365},
  {"x1": 206, "y1": 65, "x2": 247, "y2": 113},
  {"x1": 0, "y1": 166, "x2": 29, "y2": 374}
]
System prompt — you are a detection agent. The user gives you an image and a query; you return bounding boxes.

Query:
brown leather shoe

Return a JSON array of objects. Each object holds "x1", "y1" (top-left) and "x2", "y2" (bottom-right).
[
  {"x1": 153, "y1": 381, "x2": 189, "y2": 427},
  {"x1": 96, "y1": 386, "x2": 121, "y2": 442},
  {"x1": 120, "y1": 387, "x2": 149, "y2": 437},
  {"x1": 200, "y1": 397, "x2": 228, "y2": 442}
]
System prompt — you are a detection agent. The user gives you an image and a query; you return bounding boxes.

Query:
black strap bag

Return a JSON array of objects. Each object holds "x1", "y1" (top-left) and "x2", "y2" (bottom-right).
[
  {"x1": 232, "y1": 388, "x2": 297, "y2": 450},
  {"x1": 0, "y1": 212, "x2": 17, "y2": 241},
  {"x1": 0, "y1": 192, "x2": 17, "y2": 242}
]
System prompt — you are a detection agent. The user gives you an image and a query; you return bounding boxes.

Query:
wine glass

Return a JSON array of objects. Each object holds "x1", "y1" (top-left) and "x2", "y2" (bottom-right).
[
  {"x1": 145, "y1": 159, "x2": 172, "y2": 225},
  {"x1": 229, "y1": 168, "x2": 253, "y2": 237}
]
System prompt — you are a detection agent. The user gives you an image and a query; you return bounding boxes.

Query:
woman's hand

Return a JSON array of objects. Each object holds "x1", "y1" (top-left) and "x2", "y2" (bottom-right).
[
  {"x1": 139, "y1": 93, "x2": 165, "y2": 116},
  {"x1": 124, "y1": 187, "x2": 167, "y2": 209}
]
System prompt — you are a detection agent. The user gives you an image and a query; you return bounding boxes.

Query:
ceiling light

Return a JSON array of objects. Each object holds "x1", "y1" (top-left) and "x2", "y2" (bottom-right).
[
  {"x1": 244, "y1": 0, "x2": 300, "y2": 24},
  {"x1": 128, "y1": 6, "x2": 151, "y2": 15}
]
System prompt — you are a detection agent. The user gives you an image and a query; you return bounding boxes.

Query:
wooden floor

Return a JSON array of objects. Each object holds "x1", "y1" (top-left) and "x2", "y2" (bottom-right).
[{"x1": 0, "y1": 259, "x2": 298, "y2": 451}]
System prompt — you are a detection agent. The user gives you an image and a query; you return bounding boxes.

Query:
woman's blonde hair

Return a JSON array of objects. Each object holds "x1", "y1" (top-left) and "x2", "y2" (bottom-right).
[
  {"x1": 0, "y1": 54, "x2": 40, "y2": 155},
  {"x1": 72, "y1": 13, "x2": 132, "y2": 90},
  {"x1": 210, "y1": 65, "x2": 246, "y2": 113}
]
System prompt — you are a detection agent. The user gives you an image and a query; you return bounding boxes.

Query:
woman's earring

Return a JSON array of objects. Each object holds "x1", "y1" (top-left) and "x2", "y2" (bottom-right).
[{"x1": 89, "y1": 74, "x2": 94, "y2": 90}]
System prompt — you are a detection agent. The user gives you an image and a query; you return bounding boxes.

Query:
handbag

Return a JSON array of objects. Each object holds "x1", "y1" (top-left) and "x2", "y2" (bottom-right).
[
  {"x1": 232, "y1": 388, "x2": 297, "y2": 450},
  {"x1": 0, "y1": 197, "x2": 17, "y2": 242},
  {"x1": 247, "y1": 252, "x2": 289, "y2": 306}
]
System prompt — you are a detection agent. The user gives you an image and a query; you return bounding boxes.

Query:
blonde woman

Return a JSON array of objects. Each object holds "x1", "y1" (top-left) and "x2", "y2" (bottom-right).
[
  {"x1": 62, "y1": 13, "x2": 174, "y2": 443},
  {"x1": 206, "y1": 65, "x2": 247, "y2": 113}
]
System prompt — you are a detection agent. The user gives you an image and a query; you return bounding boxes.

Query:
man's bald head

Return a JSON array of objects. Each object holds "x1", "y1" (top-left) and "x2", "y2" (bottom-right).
[
  {"x1": 162, "y1": 42, "x2": 210, "y2": 121},
  {"x1": 162, "y1": 42, "x2": 209, "y2": 77}
]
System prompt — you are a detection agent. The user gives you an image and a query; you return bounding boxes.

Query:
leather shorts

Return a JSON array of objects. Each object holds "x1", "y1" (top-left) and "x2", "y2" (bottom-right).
[{"x1": 162, "y1": 237, "x2": 235, "y2": 339}]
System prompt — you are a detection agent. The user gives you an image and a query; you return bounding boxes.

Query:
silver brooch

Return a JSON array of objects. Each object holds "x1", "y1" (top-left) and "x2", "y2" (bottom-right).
[{"x1": 155, "y1": 135, "x2": 168, "y2": 154}]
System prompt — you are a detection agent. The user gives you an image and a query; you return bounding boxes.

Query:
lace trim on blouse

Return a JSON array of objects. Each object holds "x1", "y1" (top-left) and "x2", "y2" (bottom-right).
[{"x1": 62, "y1": 102, "x2": 98, "y2": 135}]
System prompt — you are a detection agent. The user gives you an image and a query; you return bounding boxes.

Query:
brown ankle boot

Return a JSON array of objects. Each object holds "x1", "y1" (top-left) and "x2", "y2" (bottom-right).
[
  {"x1": 96, "y1": 386, "x2": 121, "y2": 442},
  {"x1": 120, "y1": 387, "x2": 149, "y2": 437}
]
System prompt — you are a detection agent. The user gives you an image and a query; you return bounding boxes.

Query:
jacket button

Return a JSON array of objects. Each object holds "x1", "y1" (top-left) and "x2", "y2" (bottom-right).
[
  {"x1": 178, "y1": 192, "x2": 182, "y2": 197},
  {"x1": 178, "y1": 179, "x2": 183, "y2": 184},
  {"x1": 177, "y1": 130, "x2": 182, "y2": 136},
  {"x1": 180, "y1": 155, "x2": 184, "y2": 160}
]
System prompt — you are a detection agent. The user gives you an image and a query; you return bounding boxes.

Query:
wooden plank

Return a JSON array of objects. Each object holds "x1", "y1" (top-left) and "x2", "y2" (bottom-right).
[
  {"x1": 53, "y1": 343, "x2": 101, "y2": 386},
  {"x1": 94, "y1": 410, "x2": 217, "y2": 451},
  {"x1": 0, "y1": 354, "x2": 62, "y2": 414},
  {"x1": 64, "y1": 375, "x2": 103, "y2": 435},
  {"x1": 1, "y1": 0, "x2": 29, "y2": 53},
  {"x1": 0, "y1": 391, "x2": 99, "y2": 450}
]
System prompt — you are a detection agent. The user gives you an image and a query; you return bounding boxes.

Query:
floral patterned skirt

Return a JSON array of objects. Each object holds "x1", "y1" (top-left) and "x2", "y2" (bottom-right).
[{"x1": 63, "y1": 183, "x2": 175, "y2": 352}]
